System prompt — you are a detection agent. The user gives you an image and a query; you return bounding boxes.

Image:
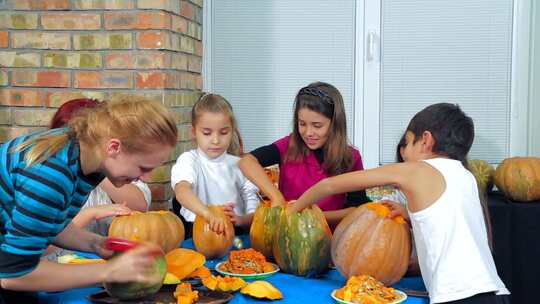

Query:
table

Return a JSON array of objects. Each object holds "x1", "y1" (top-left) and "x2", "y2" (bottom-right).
[
  {"x1": 39, "y1": 236, "x2": 428, "y2": 304},
  {"x1": 488, "y1": 191, "x2": 540, "y2": 304}
]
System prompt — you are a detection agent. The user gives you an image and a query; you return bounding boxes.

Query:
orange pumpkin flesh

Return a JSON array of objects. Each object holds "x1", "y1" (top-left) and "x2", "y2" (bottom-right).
[
  {"x1": 165, "y1": 248, "x2": 206, "y2": 280},
  {"x1": 332, "y1": 202, "x2": 411, "y2": 286}
]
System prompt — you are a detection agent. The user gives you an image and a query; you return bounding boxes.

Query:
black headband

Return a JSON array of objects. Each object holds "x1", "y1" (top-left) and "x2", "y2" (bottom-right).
[{"x1": 298, "y1": 87, "x2": 334, "y2": 105}]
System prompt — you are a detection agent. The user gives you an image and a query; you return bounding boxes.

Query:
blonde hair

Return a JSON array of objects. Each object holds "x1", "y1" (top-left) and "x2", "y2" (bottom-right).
[
  {"x1": 16, "y1": 96, "x2": 178, "y2": 166},
  {"x1": 191, "y1": 93, "x2": 243, "y2": 156}
]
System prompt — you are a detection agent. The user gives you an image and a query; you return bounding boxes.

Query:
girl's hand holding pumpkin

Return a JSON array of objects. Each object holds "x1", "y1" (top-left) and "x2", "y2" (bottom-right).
[
  {"x1": 103, "y1": 244, "x2": 163, "y2": 284},
  {"x1": 206, "y1": 212, "x2": 227, "y2": 236},
  {"x1": 222, "y1": 203, "x2": 239, "y2": 225}
]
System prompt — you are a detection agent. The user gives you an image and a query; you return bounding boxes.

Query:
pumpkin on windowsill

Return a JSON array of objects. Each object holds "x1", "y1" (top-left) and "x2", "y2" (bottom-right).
[
  {"x1": 108, "y1": 211, "x2": 185, "y2": 254},
  {"x1": 332, "y1": 202, "x2": 411, "y2": 286},
  {"x1": 193, "y1": 205, "x2": 235, "y2": 259},
  {"x1": 494, "y1": 157, "x2": 540, "y2": 202}
]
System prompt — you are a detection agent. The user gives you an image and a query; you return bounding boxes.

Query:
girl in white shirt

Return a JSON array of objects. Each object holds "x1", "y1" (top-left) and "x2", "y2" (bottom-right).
[{"x1": 171, "y1": 93, "x2": 259, "y2": 237}]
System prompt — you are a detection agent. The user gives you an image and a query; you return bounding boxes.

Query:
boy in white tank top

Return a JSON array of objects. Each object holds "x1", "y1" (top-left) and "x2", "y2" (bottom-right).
[{"x1": 290, "y1": 103, "x2": 509, "y2": 304}]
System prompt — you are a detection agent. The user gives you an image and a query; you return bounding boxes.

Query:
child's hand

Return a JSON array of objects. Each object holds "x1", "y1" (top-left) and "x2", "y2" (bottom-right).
[
  {"x1": 206, "y1": 212, "x2": 227, "y2": 236},
  {"x1": 90, "y1": 203, "x2": 132, "y2": 221},
  {"x1": 222, "y1": 202, "x2": 239, "y2": 225},
  {"x1": 381, "y1": 200, "x2": 410, "y2": 223}
]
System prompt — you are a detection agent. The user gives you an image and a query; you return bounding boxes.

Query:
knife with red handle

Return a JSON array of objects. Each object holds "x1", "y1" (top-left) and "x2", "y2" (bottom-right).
[{"x1": 104, "y1": 237, "x2": 163, "y2": 257}]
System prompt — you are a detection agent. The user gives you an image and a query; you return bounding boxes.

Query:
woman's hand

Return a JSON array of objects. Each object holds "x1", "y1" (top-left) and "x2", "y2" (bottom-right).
[{"x1": 103, "y1": 244, "x2": 163, "y2": 284}]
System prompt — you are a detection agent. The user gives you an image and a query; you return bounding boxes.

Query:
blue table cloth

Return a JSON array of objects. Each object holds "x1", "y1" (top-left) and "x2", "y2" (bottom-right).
[{"x1": 39, "y1": 236, "x2": 428, "y2": 304}]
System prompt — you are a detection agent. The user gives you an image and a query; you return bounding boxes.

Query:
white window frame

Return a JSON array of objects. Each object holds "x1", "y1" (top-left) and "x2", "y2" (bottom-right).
[{"x1": 203, "y1": 0, "x2": 533, "y2": 169}]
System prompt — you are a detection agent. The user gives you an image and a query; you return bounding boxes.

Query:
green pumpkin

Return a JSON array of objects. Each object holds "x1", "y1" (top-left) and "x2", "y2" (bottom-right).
[
  {"x1": 272, "y1": 205, "x2": 332, "y2": 276},
  {"x1": 104, "y1": 254, "x2": 167, "y2": 300},
  {"x1": 249, "y1": 199, "x2": 282, "y2": 260},
  {"x1": 468, "y1": 159, "x2": 495, "y2": 193}
]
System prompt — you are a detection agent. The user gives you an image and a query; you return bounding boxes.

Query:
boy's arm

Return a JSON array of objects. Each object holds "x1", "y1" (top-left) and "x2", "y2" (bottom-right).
[
  {"x1": 290, "y1": 163, "x2": 409, "y2": 214},
  {"x1": 238, "y1": 154, "x2": 286, "y2": 206}
]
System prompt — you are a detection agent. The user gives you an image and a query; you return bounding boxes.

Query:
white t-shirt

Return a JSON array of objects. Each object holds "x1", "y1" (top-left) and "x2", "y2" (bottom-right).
[
  {"x1": 409, "y1": 158, "x2": 509, "y2": 303},
  {"x1": 170, "y1": 149, "x2": 260, "y2": 222},
  {"x1": 83, "y1": 180, "x2": 152, "y2": 210}
]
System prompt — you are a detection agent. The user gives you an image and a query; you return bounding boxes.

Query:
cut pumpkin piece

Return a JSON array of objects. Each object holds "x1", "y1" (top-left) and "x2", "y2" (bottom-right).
[
  {"x1": 165, "y1": 248, "x2": 206, "y2": 280},
  {"x1": 163, "y1": 272, "x2": 181, "y2": 285},
  {"x1": 240, "y1": 280, "x2": 283, "y2": 300},
  {"x1": 174, "y1": 282, "x2": 199, "y2": 304},
  {"x1": 186, "y1": 266, "x2": 211, "y2": 279},
  {"x1": 202, "y1": 275, "x2": 247, "y2": 292}
]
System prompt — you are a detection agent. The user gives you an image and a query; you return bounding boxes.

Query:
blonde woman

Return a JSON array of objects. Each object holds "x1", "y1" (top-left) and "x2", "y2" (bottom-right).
[{"x1": 0, "y1": 97, "x2": 177, "y2": 302}]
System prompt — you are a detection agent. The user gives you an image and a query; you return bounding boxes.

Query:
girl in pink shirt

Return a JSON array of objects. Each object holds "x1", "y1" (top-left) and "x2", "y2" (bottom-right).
[{"x1": 238, "y1": 82, "x2": 370, "y2": 227}]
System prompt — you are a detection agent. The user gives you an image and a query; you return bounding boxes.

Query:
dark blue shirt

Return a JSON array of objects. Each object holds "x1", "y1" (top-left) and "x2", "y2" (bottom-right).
[{"x1": 0, "y1": 129, "x2": 104, "y2": 277}]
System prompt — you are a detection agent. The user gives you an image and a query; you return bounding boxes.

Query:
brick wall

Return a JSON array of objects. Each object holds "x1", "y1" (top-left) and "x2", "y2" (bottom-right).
[{"x1": 0, "y1": 0, "x2": 203, "y2": 210}]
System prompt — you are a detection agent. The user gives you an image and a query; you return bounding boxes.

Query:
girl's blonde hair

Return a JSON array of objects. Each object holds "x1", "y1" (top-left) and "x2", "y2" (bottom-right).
[
  {"x1": 16, "y1": 96, "x2": 178, "y2": 166},
  {"x1": 287, "y1": 82, "x2": 352, "y2": 176},
  {"x1": 191, "y1": 93, "x2": 243, "y2": 156}
]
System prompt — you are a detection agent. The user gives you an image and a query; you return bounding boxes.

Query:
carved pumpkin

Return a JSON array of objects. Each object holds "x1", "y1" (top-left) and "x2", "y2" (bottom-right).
[
  {"x1": 165, "y1": 248, "x2": 206, "y2": 280},
  {"x1": 249, "y1": 200, "x2": 281, "y2": 260},
  {"x1": 468, "y1": 159, "x2": 495, "y2": 193},
  {"x1": 272, "y1": 205, "x2": 332, "y2": 276},
  {"x1": 108, "y1": 211, "x2": 184, "y2": 254},
  {"x1": 202, "y1": 275, "x2": 247, "y2": 292},
  {"x1": 332, "y1": 202, "x2": 411, "y2": 286},
  {"x1": 240, "y1": 280, "x2": 283, "y2": 300},
  {"x1": 193, "y1": 205, "x2": 235, "y2": 259},
  {"x1": 494, "y1": 157, "x2": 540, "y2": 202}
]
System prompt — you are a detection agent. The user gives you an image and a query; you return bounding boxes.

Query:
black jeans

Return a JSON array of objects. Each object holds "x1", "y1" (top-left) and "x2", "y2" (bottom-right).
[{"x1": 442, "y1": 292, "x2": 511, "y2": 304}]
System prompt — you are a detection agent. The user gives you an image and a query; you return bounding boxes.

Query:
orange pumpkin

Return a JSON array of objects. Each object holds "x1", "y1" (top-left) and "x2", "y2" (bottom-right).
[
  {"x1": 108, "y1": 211, "x2": 184, "y2": 253},
  {"x1": 193, "y1": 205, "x2": 235, "y2": 259},
  {"x1": 165, "y1": 248, "x2": 206, "y2": 280},
  {"x1": 332, "y1": 202, "x2": 411, "y2": 286},
  {"x1": 249, "y1": 200, "x2": 281, "y2": 260},
  {"x1": 494, "y1": 157, "x2": 540, "y2": 202}
]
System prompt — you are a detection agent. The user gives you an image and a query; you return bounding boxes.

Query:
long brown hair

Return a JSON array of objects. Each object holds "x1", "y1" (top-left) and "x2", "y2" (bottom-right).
[
  {"x1": 286, "y1": 82, "x2": 352, "y2": 176},
  {"x1": 15, "y1": 96, "x2": 178, "y2": 167},
  {"x1": 191, "y1": 93, "x2": 243, "y2": 156}
]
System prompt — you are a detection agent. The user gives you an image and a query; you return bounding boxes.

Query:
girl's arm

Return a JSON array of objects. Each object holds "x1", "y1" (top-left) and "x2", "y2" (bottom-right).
[
  {"x1": 1, "y1": 245, "x2": 162, "y2": 292},
  {"x1": 174, "y1": 181, "x2": 226, "y2": 234},
  {"x1": 99, "y1": 178, "x2": 149, "y2": 211},
  {"x1": 238, "y1": 154, "x2": 286, "y2": 206}
]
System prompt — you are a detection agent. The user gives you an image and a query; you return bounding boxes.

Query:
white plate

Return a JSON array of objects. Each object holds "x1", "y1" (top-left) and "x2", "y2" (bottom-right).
[
  {"x1": 215, "y1": 262, "x2": 279, "y2": 279},
  {"x1": 331, "y1": 289, "x2": 407, "y2": 304}
]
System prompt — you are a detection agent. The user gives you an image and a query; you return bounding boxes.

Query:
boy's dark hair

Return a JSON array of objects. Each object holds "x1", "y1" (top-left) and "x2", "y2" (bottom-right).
[
  {"x1": 407, "y1": 103, "x2": 474, "y2": 163},
  {"x1": 396, "y1": 132, "x2": 406, "y2": 163}
]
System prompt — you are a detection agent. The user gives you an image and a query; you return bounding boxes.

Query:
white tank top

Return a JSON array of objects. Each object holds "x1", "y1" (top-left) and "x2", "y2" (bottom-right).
[{"x1": 408, "y1": 158, "x2": 509, "y2": 303}]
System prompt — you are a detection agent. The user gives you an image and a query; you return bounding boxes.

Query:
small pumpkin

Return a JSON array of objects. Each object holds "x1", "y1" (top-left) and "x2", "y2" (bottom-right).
[
  {"x1": 193, "y1": 205, "x2": 235, "y2": 259},
  {"x1": 332, "y1": 202, "x2": 411, "y2": 286},
  {"x1": 468, "y1": 159, "x2": 495, "y2": 193},
  {"x1": 108, "y1": 211, "x2": 185, "y2": 253},
  {"x1": 202, "y1": 275, "x2": 247, "y2": 292},
  {"x1": 494, "y1": 157, "x2": 540, "y2": 202},
  {"x1": 272, "y1": 205, "x2": 332, "y2": 276},
  {"x1": 165, "y1": 248, "x2": 206, "y2": 280},
  {"x1": 250, "y1": 200, "x2": 282, "y2": 260},
  {"x1": 240, "y1": 280, "x2": 283, "y2": 300}
]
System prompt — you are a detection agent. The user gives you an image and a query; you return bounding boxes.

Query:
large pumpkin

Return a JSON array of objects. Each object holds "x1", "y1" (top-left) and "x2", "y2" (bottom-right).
[
  {"x1": 494, "y1": 157, "x2": 540, "y2": 202},
  {"x1": 193, "y1": 205, "x2": 235, "y2": 259},
  {"x1": 249, "y1": 199, "x2": 282, "y2": 260},
  {"x1": 332, "y1": 202, "x2": 411, "y2": 286},
  {"x1": 108, "y1": 211, "x2": 185, "y2": 254},
  {"x1": 272, "y1": 205, "x2": 332, "y2": 276}
]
